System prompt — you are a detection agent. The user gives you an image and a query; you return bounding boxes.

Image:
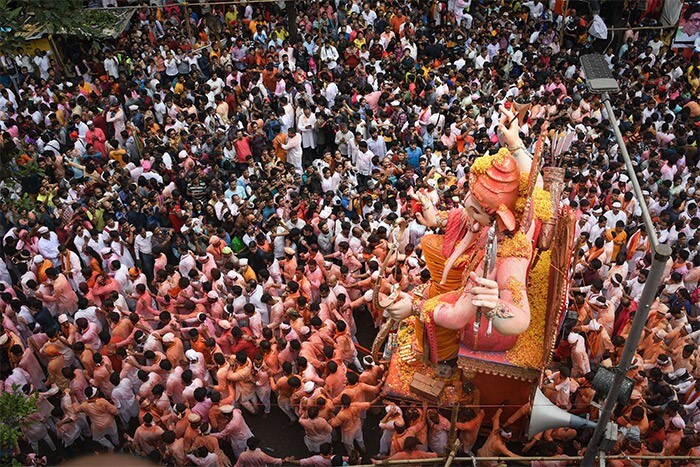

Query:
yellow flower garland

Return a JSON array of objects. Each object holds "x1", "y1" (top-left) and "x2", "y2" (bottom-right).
[
  {"x1": 506, "y1": 250, "x2": 551, "y2": 368},
  {"x1": 532, "y1": 187, "x2": 553, "y2": 222},
  {"x1": 470, "y1": 148, "x2": 511, "y2": 175},
  {"x1": 505, "y1": 276, "x2": 524, "y2": 307},
  {"x1": 498, "y1": 231, "x2": 532, "y2": 259},
  {"x1": 518, "y1": 172, "x2": 529, "y2": 195}
]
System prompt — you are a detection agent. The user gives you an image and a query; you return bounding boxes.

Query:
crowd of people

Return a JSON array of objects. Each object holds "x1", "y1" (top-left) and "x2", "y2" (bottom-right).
[{"x1": 0, "y1": 0, "x2": 699, "y2": 465}]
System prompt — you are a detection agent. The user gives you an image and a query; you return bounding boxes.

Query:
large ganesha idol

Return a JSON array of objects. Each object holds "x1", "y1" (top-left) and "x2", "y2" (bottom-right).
[{"x1": 377, "y1": 109, "x2": 556, "y2": 364}]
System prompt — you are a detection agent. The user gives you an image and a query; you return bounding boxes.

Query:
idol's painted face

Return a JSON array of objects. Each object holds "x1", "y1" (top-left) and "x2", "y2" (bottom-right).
[{"x1": 463, "y1": 193, "x2": 492, "y2": 232}]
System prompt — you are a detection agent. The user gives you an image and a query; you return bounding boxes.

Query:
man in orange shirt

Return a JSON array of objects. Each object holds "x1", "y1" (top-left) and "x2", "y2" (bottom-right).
[
  {"x1": 334, "y1": 320, "x2": 363, "y2": 370},
  {"x1": 330, "y1": 394, "x2": 378, "y2": 454},
  {"x1": 332, "y1": 371, "x2": 380, "y2": 406},
  {"x1": 270, "y1": 362, "x2": 300, "y2": 423},
  {"x1": 76, "y1": 386, "x2": 119, "y2": 450},
  {"x1": 387, "y1": 436, "x2": 436, "y2": 461},
  {"x1": 299, "y1": 405, "x2": 333, "y2": 452},
  {"x1": 324, "y1": 360, "x2": 347, "y2": 399}
]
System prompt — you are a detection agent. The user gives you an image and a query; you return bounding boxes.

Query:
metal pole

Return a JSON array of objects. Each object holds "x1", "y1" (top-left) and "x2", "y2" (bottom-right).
[
  {"x1": 183, "y1": 0, "x2": 192, "y2": 42},
  {"x1": 446, "y1": 402, "x2": 459, "y2": 455},
  {"x1": 356, "y1": 455, "x2": 700, "y2": 466},
  {"x1": 601, "y1": 94, "x2": 659, "y2": 249},
  {"x1": 559, "y1": 0, "x2": 569, "y2": 46},
  {"x1": 581, "y1": 244, "x2": 671, "y2": 466},
  {"x1": 607, "y1": 24, "x2": 677, "y2": 31},
  {"x1": 444, "y1": 439, "x2": 460, "y2": 467},
  {"x1": 286, "y1": 0, "x2": 297, "y2": 43},
  {"x1": 316, "y1": 0, "x2": 323, "y2": 39}
]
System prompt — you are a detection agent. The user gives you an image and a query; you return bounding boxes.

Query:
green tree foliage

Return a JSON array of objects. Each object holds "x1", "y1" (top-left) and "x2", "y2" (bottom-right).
[
  {"x1": 0, "y1": 0, "x2": 84, "y2": 47},
  {"x1": 0, "y1": 389, "x2": 38, "y2": 465}
]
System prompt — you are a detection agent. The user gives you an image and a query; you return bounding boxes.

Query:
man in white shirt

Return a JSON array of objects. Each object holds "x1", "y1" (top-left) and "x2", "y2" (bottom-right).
[
  {"x1": 206, "y1": 72, "x2": 225, "y2": 95},
  {"x1": 281, "y1": 127, "x2": 303, "y2": 174},
  {"x1": 320, "y1": 42, "x2": 339, "y2": 69},
  {"x1": 297, "y1": 108, "x2": 317, "y2": 165},
  {"x1": 152, "y1": 94, "x2": 166, "y2": 124},
  {"x1": 588, "y1": 10, "x2": 608, "y2": 51},
  {"x1": 604, "y1": 202, "x2": 628, "y2": 229},
  {"x1": 103, "y1": 51, "x2": 120, "y2": 79},
  {"x1": 366, "y1": 129, "x2": 387, "y2": 160},
  {"x1": 134, "y1": 227, "x2": 155, "y2": 282},
  {"x1": 362, "y1": 4, "x2": 377, "y2": 25},
  {"x1": 474, "y1": 49, "x2": 489, "y2": 70},
  {"x1": 36, "y1": 226, "x2": 60, "y2": 266},
  {"x1": 355, "y1": 141, "x2": 375, "y2": 188},
  {"x1": 246, "y1": 280, "x2": 268, "y2": 325},
  {"x1": 522, "y1": 0, "x2": 544, "y2": 20},
  {"x1": 32, "y1": 50, "x2": 50, "y2": 81}
]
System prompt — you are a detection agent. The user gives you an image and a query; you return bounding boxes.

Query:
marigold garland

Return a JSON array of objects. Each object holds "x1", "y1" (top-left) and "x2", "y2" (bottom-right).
[
  {"x1": 498, "y1": 231, "x2": 532, "y2": 258},
  {"x1": 420, "y1": 295, "x2": 440, "y2": 323},
  {"x1": 506, "y1": 276, "x2": 524, "y2": 307},
  {"x1": 470, "y1": 148, "x2": 510, "y2": 175},
  {"x1": 505, "y1": 250, "x2": 551, "y2": 368},
  {"x1": 532, "y1": 187, "x2": 553, "y2": 222},
  {"x1": 389, "y1": 317, "x2": 460, "y2": 403},
  {"x1": 518, "y1": 172, "x2": 529, "y2": 195}
]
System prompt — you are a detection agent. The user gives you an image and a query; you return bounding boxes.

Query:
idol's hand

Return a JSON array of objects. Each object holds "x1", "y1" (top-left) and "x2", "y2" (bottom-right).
[
  {"x1": 469, "y1": 272, "x2": 500, "y2": 310},
  {"x1": 498, "y1": 105, "x2": 521, "y2": 149},
  {"x1": 384, "y1": 291, "x2": 414, "y2": 320}
]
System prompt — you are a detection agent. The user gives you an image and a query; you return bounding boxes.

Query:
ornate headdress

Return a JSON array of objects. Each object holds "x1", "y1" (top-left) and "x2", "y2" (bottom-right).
[{"x1": 468, "y1": 148, "x2": 521, "y2": 232}]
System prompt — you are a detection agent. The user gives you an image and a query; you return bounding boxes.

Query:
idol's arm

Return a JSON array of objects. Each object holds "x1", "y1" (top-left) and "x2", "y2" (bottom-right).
[
  {"x1": 432, "y1": 256, "x2": 531, "y2": 336},
  {"x1": 498, "y1": 105, "x2": 544, "y2": 188}
]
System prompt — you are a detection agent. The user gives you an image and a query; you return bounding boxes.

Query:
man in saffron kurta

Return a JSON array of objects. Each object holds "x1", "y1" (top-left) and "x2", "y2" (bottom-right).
[{"x1": 46, "y1": 268, "x2": 78, "y2": 315}]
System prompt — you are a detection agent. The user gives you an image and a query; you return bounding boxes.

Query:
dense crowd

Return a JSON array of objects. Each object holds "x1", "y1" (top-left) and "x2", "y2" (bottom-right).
[{"x1": 0, "y1": 0, "x2": 699, "y2": 465}]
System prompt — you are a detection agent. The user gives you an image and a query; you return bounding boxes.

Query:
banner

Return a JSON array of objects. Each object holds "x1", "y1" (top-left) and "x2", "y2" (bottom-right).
[{"x1": 672, "y1": 1, "x2": 700, "y2": 50}]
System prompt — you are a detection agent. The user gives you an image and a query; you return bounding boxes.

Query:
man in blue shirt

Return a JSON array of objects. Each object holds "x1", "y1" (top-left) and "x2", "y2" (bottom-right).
[{"x1": 406, "y1": 140, "x2": 423, "y2": 168}]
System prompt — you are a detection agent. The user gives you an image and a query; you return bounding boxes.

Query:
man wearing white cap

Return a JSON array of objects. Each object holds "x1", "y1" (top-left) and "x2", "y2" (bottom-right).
[
  {"x1": 99, "y1": 247, "x2": 117, "y2": 271},
  {"x1": 185, "y1": 349, "x2": 212, "y2": 385},
  {"x1": 576, "y1": 318, "x2": 612, "y2": 364},
  {"x1": 588, "y1": 295, "x2": 615, "y2": 336},
  {"x1": 666, "y1": 414, "x2": 686, "y2": 453},
  {"x1": 378, "y1": 403, "x2": 403, "y2": 457},
  {"x1": 567, "y1": 332, "x2": 591, "y2": 377},
  {"x1": 35, "y1": 226, "x2": 60, "y2": 267},
  {"x1": 214, "y1": 403, "x2": 254, "y2": 457},
  {"x1": 238, "y1": 258, "x2": 256, "y2": 282},
  {"x1": 605, "y1": 201, "x2": 628, "y2": 230},
  {"x1": 162, "y1": 332, "x2": 185, "y2": 368}
]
